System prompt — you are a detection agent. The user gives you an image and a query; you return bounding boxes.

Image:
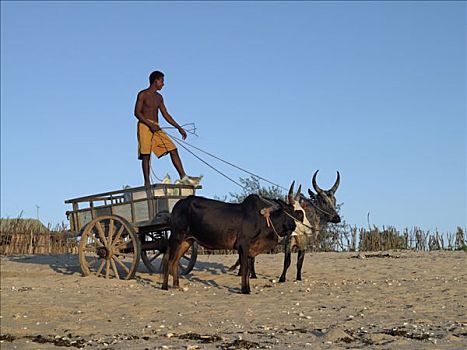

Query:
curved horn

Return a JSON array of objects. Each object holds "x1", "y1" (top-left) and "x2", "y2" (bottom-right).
[
  {"x1": 288, "y1": 181, "x2": 295, "y2": 204},
  {"x1": 295, "y1": 184, "x2": 302, "y2": 200},
  {"x1": 329, "y1": 171, "x2": 340, "y2": 194},
  {"x1": 312, "y1": 170, "x2": 324, "y2": 195}
]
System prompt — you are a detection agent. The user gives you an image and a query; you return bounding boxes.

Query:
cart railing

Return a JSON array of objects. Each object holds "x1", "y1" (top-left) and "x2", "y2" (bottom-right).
[{"x1": 65, "y1": 183, "x2": 201, "y2": 233}]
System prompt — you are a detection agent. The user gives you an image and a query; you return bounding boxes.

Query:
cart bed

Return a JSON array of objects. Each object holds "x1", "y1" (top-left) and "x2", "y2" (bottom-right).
[{"x1": 65, "y1": 183, "x2": 201, "y2": 233}]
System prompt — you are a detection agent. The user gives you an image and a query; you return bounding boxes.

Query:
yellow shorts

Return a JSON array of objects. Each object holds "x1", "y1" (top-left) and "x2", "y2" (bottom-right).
[{"x1": 138, "y1": 122, "x2": 177, "y2": 159}]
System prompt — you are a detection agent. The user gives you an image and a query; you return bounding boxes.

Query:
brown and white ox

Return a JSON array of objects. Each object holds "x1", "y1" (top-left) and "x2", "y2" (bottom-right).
[
  {"x1": 230, "y1": 170, "x2": 341, "y2": 283},
  {"x1": 279, "y1": 170, "x2": 341, "y2": 282}
]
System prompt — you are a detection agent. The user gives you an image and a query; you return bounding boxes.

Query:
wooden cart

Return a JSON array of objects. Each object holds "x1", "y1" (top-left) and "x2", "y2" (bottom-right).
[{"x1": 65, "y1": 183, "x2": 200, "y2": 280}]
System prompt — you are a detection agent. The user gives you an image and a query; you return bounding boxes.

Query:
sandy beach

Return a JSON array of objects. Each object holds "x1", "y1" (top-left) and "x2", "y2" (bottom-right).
[{"x1": 1, "y1": 251, "x2": 465, "y2": 349}]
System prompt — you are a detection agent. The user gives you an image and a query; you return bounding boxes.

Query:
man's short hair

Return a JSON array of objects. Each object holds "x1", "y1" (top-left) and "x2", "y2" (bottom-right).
[{"x1": 149, "y1": 71, "x2": 165, "y2": 85}]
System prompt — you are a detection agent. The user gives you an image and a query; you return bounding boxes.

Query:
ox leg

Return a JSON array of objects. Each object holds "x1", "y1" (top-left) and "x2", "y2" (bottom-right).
[
  {"x1": 238, "y1": 245, "x2": 250, "y2": 294},
  {"x1": 161, "y1": 247, "x2": 170, "y2": 290},
  {"x1": 237, "y1": 257, "x2": 256, "y2": 278},
  {"x1": 279, "y1": 238, "x2": 292, "y2": 283},
  {"x1": 236, "y1": 258, "x2": 258, "y2": 278},
  {"x1": 296, "y1": 249, "x2": 305, "y2": 281},
  {"x1": 162, "y1": 236, "x2": 183, "y2": 290},
  {"x1": 249, "y1": 257, "x2": 257, "y2": 279},
  {"x1": 171, "y1": 240, "x2": 191, "y2": 288}
]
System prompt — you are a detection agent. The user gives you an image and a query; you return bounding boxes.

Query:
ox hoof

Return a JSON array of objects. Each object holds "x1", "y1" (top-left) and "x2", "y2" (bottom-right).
[
  {"x1": 241, "y1": 288, "x2": 251, "y2": 294},
  {"x1": 278, "y1": 277, "x2": 286, "y2": 283},
  {"x1": 161, "y1": 285, "x2": 168, "y2": 290},
  {"x1": 250, "y1": 275, "x2": 258, "y2": 279}
]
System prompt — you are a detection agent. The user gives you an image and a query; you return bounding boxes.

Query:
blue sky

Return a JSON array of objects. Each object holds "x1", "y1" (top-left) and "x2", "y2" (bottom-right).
[{"x1": 1, "y1": 1, "x2": 465, "y2": 234}]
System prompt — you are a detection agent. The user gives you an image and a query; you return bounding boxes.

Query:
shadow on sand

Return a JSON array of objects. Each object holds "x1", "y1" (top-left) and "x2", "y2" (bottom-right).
[
  {"x1": 3, "y1": 254, "x2": 82, "y2": 276},
  {"x1": 2, "y1": 254, "x2": 242, "y2": 280},
  {"x1": 3, "y1": 254, "x2": 273, "y2": 294}
]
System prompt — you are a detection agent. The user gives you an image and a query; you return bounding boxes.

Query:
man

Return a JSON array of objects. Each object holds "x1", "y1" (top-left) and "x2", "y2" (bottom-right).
[{"x1": 134, "y1": 70, "x2": 201, "y2": 187}]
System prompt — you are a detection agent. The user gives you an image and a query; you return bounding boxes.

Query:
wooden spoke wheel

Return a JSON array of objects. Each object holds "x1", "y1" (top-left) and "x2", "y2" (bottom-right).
[
  {"x1": 178, "y1": 241, "x2": 198, "y2": 275},
  {"x1": 140, "y1": 230, "x2": 168, "y2": 274},
  {"x1": 140, "y1": 230, "x2": 198, "y2": 275},
  {"x1": 78, "y1": 215, "x2": 141, "y2": 280}
]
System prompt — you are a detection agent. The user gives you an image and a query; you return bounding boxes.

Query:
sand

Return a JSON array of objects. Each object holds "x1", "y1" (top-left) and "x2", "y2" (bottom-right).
[{"x1": 1, "y1": 251, "x2": 466, "y2": 349}]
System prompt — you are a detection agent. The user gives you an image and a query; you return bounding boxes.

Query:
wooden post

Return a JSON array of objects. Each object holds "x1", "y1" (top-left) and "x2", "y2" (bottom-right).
[
  {"x1": 90, "y1": 201, "x2": 95, "y2": 220},
  {"x1": 73, "y1": 203, "x2": 79, "y2": 233},
  {"x1": 130, "y1": 192, "x2": 135, "y2": 224},
  {"x1": 146, "y1": 186, "x2": 155, "y2": 220}
]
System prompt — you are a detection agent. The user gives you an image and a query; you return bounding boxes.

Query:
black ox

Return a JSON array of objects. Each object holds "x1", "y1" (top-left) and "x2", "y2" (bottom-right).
[{"x1": 161, "y1": 193, "x2": 299, "y2": 294}]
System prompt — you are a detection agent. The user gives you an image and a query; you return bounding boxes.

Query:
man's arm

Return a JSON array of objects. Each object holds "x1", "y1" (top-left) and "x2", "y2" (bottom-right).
[
  {"x1": 159, "y1": 101, "x2": 187, "y2": 140},
  {"x1": 134, "y1": 92, "x2": 159, "y2": 132}
]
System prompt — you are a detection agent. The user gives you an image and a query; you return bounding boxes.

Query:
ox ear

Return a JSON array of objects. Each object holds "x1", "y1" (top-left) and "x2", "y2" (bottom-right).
[{"x1": 308, "y1": 189, "x2": 317, "y2": 200}]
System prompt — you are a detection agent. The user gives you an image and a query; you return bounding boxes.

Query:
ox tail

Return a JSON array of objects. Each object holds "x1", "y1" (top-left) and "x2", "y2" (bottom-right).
[{"x1": 228, "y1": 258, "x2": 240, "y2": 271}]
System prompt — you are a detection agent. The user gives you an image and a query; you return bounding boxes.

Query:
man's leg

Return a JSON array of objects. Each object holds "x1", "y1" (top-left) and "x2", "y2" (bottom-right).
[
  {"x1": 141, "y1": 154, "x2": 151, "y2": 187},
  {"x1": 169, "y1": 150, "x2": 186, "y2": 179}
]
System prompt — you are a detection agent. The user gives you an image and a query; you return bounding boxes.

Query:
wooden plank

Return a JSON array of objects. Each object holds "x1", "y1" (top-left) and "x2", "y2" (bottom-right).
[
  {"x1": 65, "y1": 184, "x2": 202, "y2": 204},
  {"x1": 65, "y1": 183, "x2": 202, "y2": 233}
]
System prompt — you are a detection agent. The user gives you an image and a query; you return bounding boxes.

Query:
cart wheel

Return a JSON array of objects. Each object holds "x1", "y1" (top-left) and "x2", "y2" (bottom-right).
[
  {"x1": 141, "y1": 235, "x2": 197, "y2": 276},
  {"x1": 78, "y1": 215, "x2": 141, "y2": 280},
  {"x1": 140, "y1": 230, "x2": 168, "y2": 274},
  {"x1": 178, "y1": 241, "x2": 198, "y2": 275}
]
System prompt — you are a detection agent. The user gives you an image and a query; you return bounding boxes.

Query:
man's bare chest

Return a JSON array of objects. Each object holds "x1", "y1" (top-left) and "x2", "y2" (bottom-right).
[{"x1": 144, "y1": 94, "x2": 162, "y2": 110}]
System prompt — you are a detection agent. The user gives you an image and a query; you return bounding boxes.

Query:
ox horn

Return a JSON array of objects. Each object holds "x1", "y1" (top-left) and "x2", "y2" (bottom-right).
[
  {"x1": 329, "y1": 171, "x2": 340, "y2": 194},
  {"x1": 295, "y1": 184, "x2": 302, "y2": 201},
  {"x1": 288, "y1": 181, "x2": 296, "y2": 204},
  {"x1": 312, "y1": 170, "x2": 324, "y2": 195}
]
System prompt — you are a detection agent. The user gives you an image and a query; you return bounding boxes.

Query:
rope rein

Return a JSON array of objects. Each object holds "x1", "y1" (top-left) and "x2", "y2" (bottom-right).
[
  {"x1": 283, "y1": 210, "x2": 315, "y2": 231},
  {"x1": 148, "y1": 124, "x2": 198, "y2": 184},
  {"x1": 171, "y1": 137, "x2": 245, "y2": 188},
  {"x1": 148, "y1": 123, "x2": 325, "y2": 231},
  {"x1": 165, "y1": 129, "x2": 287, "y2": 191},
  {"x1": 309, "y1": 199, "x2": 336, "y2": 218},
  {"x1": 261, "y1": 208, "x2": 283, "y2": 241}
]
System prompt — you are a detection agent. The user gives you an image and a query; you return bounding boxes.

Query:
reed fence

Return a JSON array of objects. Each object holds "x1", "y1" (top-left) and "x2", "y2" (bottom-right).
[
  {"x1": 1, "y1": 218, "x2": 465, "y2": 256},
  {"x1": 0, "y1": 219, "x2": 78, "y2": 255}
]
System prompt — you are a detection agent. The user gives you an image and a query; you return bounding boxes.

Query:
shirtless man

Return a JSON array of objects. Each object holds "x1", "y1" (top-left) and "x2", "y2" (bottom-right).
[{"x1": 134, "y1": 70, "x2": 201, "y2": 187}]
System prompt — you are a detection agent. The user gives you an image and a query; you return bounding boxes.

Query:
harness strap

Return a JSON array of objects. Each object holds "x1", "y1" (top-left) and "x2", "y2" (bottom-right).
[
  {"x1": 258, "y1": 194, "x2": 316, "y2": 231},
  {"x1": 283, "y1": 210, "x2": 314, "y2": 231},
  {"x1": 261, "y1": 207, "x2": 282, "y2": 239},
  {"x1": 261, "y1": 207, "x2": 272, "y2": 228},
  {"x1": 309, "y1": 200, "x2": 335, "y2": 218}
]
